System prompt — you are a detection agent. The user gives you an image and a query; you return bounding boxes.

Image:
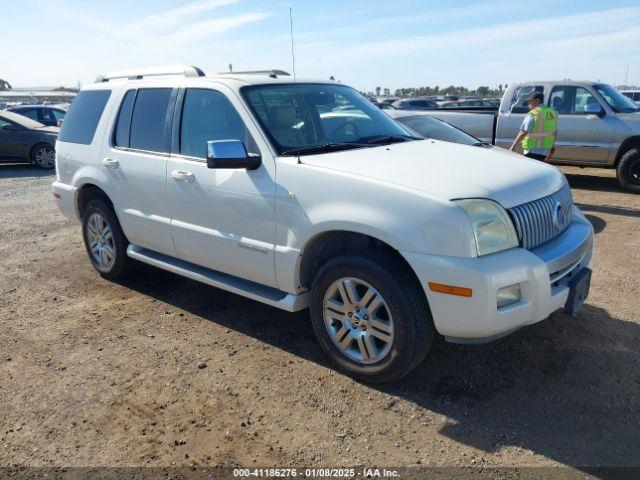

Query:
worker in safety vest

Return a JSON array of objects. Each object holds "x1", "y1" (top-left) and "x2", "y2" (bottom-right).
[{"x1": 510, "y1": 92, "x2": 557, "y2": 161}]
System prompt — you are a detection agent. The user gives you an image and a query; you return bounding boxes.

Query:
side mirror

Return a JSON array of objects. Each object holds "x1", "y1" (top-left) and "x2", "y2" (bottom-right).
[
  {"x1": 206, "y1": 140, "x2": 261, "y2": 170},
  {"x1": 584, "y1": 103, "x2": 605, "y2": 116},
  {"x1": 2, "y1": 123, "x2": 18, "y2": 131}
]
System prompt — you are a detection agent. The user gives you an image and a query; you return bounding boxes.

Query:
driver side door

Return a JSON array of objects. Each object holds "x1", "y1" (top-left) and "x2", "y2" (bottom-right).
[{"x1": 547, "y1": 85, "x2": 615, "y2": 164}]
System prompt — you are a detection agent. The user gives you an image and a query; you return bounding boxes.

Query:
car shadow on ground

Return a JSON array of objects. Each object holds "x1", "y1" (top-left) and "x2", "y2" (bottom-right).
[
  {"x1": 0, "y1": 165, "x2": 54, "y2": 179},
  {"x1": 576, "y1": 203, "x2": 640, "y2": 220},
  {"x1": 565, "y1": 171, "x2": 625, "y2": 194},
  {"x1": 584, "y1": 214, "x2": 606, "y2": 234},
  {"x1": 119, "y1": 265, "x2": 640, "y2": 471}
]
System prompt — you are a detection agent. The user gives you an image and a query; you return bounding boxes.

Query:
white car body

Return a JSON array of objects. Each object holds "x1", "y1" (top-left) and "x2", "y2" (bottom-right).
[{"x1": 53, "y1": 67, "x2": 594, "y2": 345}]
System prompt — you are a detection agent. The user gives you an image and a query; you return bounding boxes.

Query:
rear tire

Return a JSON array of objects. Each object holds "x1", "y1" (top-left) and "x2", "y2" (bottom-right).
[
  {"x1": 617, "y1": 147, "x2": 640, "y2": 192},
  {"x1": 310, "y1": 250, "x2": 434, "y2": 383},
  {"x1": 30, "y1": 143, "x2": 56, "y2": 170},
  {"x1": 81, "y1": 199, "x2": 132, "y2": 280}
]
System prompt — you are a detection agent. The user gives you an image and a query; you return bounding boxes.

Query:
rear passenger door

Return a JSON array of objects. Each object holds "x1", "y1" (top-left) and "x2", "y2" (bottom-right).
[
  {"x1": 166, "y1": 86, "x2": 277, "y2": 287},
  {"x1": 102, "y1": 86, "x2": 177, "y2": 257}
]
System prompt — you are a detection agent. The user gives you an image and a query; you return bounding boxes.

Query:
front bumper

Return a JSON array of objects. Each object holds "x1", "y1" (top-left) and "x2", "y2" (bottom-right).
[
  {"x1": 52, "y1": 181, "x2": 78, "y2": 222},
  {"x1": 402, "y1": 207, "x2": 594, "y2": 342}
]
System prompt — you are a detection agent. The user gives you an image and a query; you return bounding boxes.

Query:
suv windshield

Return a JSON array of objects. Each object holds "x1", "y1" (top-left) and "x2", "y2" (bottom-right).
[
  {"x1": 242, "y1": 83, "x2": 419, "y2": 156},
  {"x1": 594, "y1": 84, "x2": 640, "y2": 113}
]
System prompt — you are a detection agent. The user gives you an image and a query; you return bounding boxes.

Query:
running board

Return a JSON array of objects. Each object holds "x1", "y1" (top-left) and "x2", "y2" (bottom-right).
[{"x1": 127, "y1": 245, "x2": 309, "y2": 312}]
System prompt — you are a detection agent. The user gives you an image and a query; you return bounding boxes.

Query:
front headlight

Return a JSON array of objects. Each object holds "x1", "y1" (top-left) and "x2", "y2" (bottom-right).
[{"x1": 455, "y1": 199, "x2": 519, "y2": 256}]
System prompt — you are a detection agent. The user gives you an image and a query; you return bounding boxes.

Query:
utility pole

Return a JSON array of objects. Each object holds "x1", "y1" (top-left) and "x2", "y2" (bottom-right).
[{"x1": 624, "y1": 65, "x2": 629, "y2": 88}]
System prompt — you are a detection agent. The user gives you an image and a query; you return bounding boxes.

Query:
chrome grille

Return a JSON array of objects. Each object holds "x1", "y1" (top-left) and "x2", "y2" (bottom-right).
[{"x1": 508, "y1": 184, "x2": 573, "y2": 250}]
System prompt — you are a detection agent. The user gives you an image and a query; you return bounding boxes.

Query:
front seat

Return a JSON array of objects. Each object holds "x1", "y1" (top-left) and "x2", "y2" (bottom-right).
[
  {"x1": 267, "y1": 106, "x2": 304, "y2": 148},
  {"x1": 551, "y1": 96, "x2": 566, "y2": 113}
]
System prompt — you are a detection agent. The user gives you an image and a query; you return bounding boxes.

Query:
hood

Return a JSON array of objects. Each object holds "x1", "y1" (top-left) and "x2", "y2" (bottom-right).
[
  {"x1": 615, "y1": 110, "x2": 640, "y2": 124},
  {"x1": 300, "y1": 140, "x2": 565, "y2": 208}
]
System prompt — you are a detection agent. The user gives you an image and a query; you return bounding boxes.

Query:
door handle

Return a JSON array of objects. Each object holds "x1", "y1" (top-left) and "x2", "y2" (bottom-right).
[
  {"x1": 102, "y1": 158, "x2": 119, "y2": 169},
  {"x1": 171, "y1": 170, "x2": 195, "y2": 183}
]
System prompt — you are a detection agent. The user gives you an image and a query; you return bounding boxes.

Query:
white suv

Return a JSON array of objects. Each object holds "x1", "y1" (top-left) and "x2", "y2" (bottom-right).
[{"x1": 52, "y1": 66, "x2": 594, "y2": 382}]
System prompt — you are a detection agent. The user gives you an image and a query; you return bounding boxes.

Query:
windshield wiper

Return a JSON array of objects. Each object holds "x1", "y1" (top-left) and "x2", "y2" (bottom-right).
[
  {"x1": 365, "y1": 134, "x2": 421, "y2": 145},
  {"x1": 473, "y1": 141, "x2": 493, "y2": 148},
  {"x1": 280, "y1": 142, "x2": 371, "y2": 156}
]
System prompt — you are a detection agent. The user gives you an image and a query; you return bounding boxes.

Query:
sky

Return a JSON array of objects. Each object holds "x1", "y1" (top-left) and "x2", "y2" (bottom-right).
[{"x1": 2, "y1": 0, "x2": 640, "y2": 91}]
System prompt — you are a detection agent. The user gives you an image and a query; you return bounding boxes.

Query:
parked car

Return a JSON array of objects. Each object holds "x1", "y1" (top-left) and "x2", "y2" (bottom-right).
[
  {"x1": 371, "y1": 100, "x2": 397, "y2": 110},
  {"x1": 8, "y1": 105, "x2": 67, "y2": 127},
  {"x1": 53, "y1": 66, "x2": 594, "y2": 382},
  {"x1": 0, "y1": 110, "x2": 58, "y2": 169},
  {"x1": 439, "y1": 99, "x2": 495, "y2": 108},
  {"x1": 620, "y1": 90, "x2": 640, "y2": 106},
  {"x1": 392, "y1": 98, "x2": 439, "y2": 110},
  {"x1": 387, "y1": 110, "x2": 483, "y2": 146},
  {"x1": 414, "y1": 81, "x2": 640, "y2": 191},
  {"x1": 436, "y1": 95, "x2": 460, "y2": 102}
]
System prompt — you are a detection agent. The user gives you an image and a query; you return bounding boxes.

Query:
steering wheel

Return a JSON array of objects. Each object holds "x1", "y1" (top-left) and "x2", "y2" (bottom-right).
[{"x1": 331, "y1": 120, "x2": 359, "y2": 139}]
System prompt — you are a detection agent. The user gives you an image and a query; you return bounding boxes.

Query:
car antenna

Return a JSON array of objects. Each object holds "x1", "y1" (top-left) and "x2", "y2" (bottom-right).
[{"x1": 289, "y1": 7, "x2": 296, "y2": 82}]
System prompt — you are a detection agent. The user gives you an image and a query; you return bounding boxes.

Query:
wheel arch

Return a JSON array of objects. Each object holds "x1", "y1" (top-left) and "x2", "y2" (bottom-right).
[
  {"x1": 296, "y1": 230, "x2": 423, "y2": 295},
  {"x1": 76, "y1": 183, "x2": 114, "y2": 219},
  {"x1": 615, "y1": 136, "x2": 640, "y2": 166}
]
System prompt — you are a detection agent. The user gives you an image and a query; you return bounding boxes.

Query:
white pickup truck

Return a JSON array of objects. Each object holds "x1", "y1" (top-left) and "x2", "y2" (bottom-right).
[
  {"x1": 52, "y1": 66, "x2": 594, "y2": 382},
  {"x1": 420, "y1": 81, "x2": 640, "y2": 191}
]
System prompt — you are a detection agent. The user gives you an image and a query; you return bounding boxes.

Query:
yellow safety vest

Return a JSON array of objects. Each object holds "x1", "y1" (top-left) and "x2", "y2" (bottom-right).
[{"x1": 522, "y1": 106, "x2": 557, "y2": 151}]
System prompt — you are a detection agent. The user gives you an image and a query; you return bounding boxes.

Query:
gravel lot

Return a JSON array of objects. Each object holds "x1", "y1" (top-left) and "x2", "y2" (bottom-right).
[{"x1": 1, "y1": 164, "x2": 639, "y2": 476}]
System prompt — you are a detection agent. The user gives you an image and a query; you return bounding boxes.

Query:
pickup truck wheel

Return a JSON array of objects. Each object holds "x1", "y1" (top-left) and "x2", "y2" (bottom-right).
[
  {"x1": 81, "y1": 199, "x2": 132, "y2": 280},
  {"x1": 617, "y1": 147, "x2": 640, "y2": 192},
  {"x1": 310, "y1": 251, "x2": 433, "y2": 383}
]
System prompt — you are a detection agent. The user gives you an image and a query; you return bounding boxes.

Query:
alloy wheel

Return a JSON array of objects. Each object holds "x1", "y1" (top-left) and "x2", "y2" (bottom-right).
[
  {"x1": 34, "y1": 146, "x2": 55, "y2": 169},
  {"x1": 86, "y1": 213, "x2": 115, "y2": 271},
  {"x1": 323, "y1": 277, "x2": 394, "y2": 365}
]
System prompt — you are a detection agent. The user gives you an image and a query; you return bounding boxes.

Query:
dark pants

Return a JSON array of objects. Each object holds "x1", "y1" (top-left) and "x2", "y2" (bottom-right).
[{"x1": 525, "y1": 152, "x2": 547, "y2": 161}]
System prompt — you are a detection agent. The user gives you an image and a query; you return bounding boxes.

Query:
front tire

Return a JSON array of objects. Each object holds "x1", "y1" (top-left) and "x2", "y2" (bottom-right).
[
  {"x1": 617, "y1": 147, "x2": 640, "y2": 192},
  {"x1": 310, "y1": 251, "x2": 433, "y2": 383},
  {"x1": 81, "y1": 199, "x2": 132, "y2": 280},
  {"x1": 30, "y1": 143, "x2": 56, "y2": 170}
]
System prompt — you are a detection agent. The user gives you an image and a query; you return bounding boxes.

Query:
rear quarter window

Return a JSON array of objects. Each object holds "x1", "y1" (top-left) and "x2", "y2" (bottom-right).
[{"x1": 58, "y1": 90, "x2": 111, "y2": 144}]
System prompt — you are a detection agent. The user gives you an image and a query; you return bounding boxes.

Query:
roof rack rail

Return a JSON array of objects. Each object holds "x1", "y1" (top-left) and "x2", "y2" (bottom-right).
[
  {"x1": 96, "y1": 65, "x2": 205, "y2": 82},
  {"x1": 218, "y1": 69, "x2": 290, "y2": 79}
]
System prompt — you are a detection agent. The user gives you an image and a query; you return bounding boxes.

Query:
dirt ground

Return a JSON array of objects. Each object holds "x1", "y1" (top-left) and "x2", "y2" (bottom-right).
[{"x1": 1, "y1": 164, "x2": 639, "y2": 476}]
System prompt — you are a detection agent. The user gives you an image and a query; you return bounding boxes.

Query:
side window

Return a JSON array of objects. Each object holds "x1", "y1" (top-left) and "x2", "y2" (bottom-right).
[
  {"x1": 40, "y1": 109, "x2": 57, "y2": 123},
  {"x1": 574, "y1": 87, "x2": 597, "y2": 112},
  {"x1": 52, "y1": 110, "x2": 66, "y2": 121},
  {"x1": 18, "y1": 109, "x2": 38, "y2": 120},
  {"x1": 59, "y1": 90, "x2": 111, "y2": 144},
  {"x1": 129, "y1": 88, "x2": 172, "y2": 153},
  {"x1": 549, "y1": 86, "x2": 598, "y2": 114},
  {"x1": 114, "y1": 90, "x2": 137, "y2": 148},
  {"x1": 509, "y1": 85, "x2": 543, "y2": 113},
  {"x1": 180, "y1": 89, "x2": 258, "y2": 159}
]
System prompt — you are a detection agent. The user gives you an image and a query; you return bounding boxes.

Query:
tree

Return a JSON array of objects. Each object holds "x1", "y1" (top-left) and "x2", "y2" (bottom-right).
[
  {"x1": 476, "y1": 86, "x2": 490, "y2": 97},
  {"x1": 375, "y1": 86, "x2": 381, "y2": 96}
]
